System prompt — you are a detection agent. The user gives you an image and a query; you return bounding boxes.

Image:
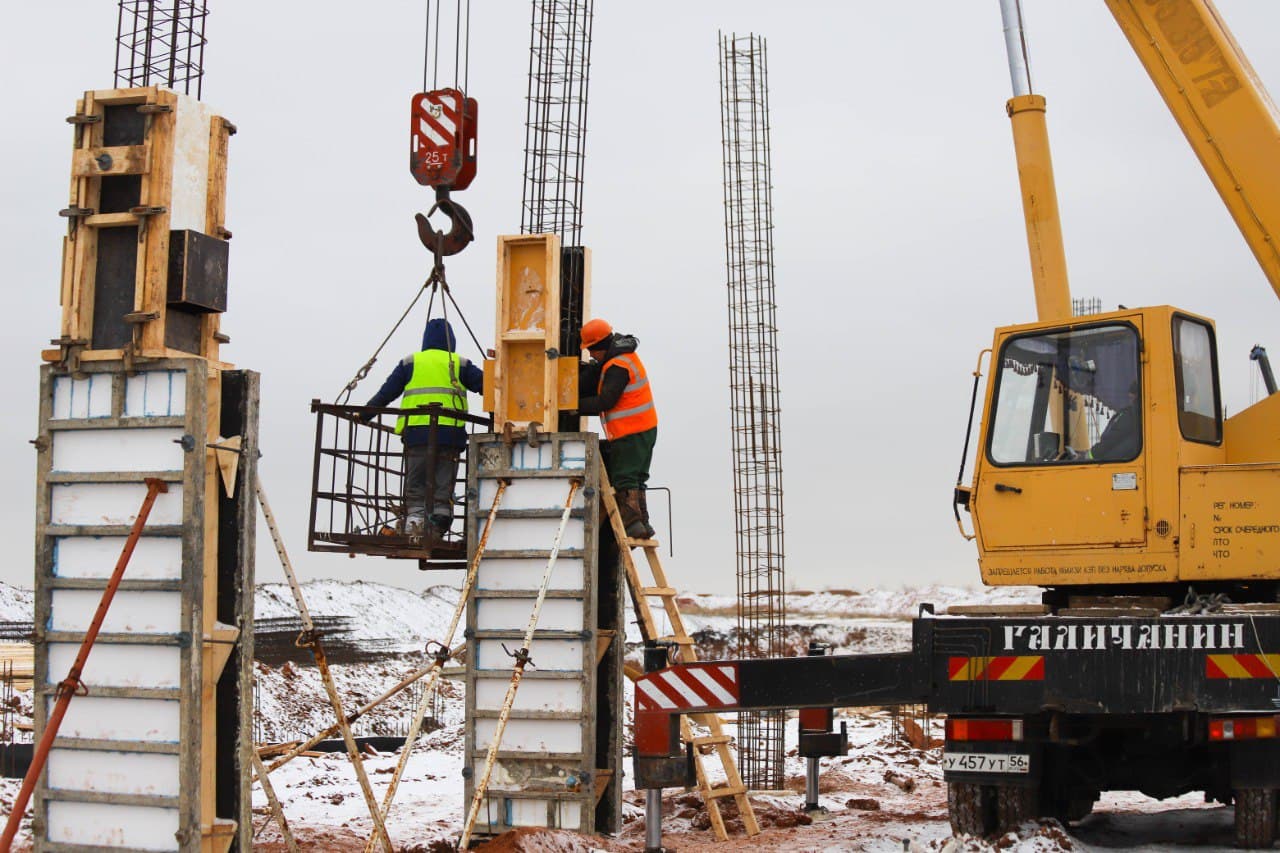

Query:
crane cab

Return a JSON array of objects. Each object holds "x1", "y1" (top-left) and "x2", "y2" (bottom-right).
[{"x1": 964, "y1": 305, "x2": 1280, "y2": 595}]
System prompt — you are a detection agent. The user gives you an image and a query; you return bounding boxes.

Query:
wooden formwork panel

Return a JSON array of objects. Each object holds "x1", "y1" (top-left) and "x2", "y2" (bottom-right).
[
  {"x1": 33, "y1": 359, "x2": 257, "y2": 853},
  {"x1": 55, "y1": 87, "x2": 234, "y2": 369},
  {"x1": 463, "y1": 433, "x2": 622, "y2": 838}
]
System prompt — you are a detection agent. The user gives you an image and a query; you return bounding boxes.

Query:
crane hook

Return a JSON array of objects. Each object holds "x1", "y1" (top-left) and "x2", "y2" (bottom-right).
[{"x1": 416, "y1": 188, "x2": 474, "y2": 258}]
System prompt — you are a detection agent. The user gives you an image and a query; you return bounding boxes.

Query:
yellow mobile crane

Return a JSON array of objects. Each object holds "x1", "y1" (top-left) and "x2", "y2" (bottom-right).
[
  {"x1": 631, "y1": 3, "x2": 1280, "y2": 849},
  {"x1": 958, "y1": 0, "x2": 1280, "y2": 603}
]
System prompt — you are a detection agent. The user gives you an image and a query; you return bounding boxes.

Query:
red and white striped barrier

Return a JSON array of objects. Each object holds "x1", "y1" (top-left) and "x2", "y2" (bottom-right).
[{"x1": 636, "y1": 663, "x2": 740, "y2": 711}]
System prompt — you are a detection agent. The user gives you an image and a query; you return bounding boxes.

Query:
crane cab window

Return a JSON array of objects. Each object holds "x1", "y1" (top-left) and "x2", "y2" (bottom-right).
[
  {"x1": 1173, "y1": 315, "x2": 1222, "y2": 444},
  {"x1": 987, "y1": 324, "x2": 1142, "y2": 466}
]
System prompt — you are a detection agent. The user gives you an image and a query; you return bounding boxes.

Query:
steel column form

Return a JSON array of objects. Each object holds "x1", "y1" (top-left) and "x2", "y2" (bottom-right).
[{"x1": 718, "y1": 31, "x2": 786, "y2": 791}]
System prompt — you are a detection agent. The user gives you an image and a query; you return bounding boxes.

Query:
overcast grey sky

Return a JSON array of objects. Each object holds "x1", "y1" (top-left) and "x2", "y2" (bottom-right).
[{"x1": 4, "y1": 2, "x2": 1280, "y2": 595}]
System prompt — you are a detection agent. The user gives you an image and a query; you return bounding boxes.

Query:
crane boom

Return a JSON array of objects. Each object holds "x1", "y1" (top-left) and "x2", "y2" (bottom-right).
[{"x1": 1106, "y1": 0, "x2": 1280, "y2": 301}]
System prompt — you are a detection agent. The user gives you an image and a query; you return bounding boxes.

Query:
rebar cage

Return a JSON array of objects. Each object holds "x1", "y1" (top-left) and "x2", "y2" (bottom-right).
[{"x1": 309, "y1": 401, "x2": 492, "y2": 568}]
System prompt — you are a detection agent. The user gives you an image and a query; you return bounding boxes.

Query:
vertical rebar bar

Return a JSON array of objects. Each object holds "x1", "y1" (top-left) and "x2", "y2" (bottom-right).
[
  {"x1": 520, "y1": 0, "x2": 594, "y2": 356},
  {"x1": 520, "y1": 0, "x2": 594, "y2": 250},
  {"x1": 718, "y1": 31, "x2": 786, "y2": 792},
  {"x1": 114, "y1": 1, "x2": 208, "y2": 97}
]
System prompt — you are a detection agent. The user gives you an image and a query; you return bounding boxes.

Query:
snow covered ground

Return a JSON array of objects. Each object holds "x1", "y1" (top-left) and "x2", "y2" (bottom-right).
[{"x1": 0, "y1": 580, "x2": 1257, "y2": 850}]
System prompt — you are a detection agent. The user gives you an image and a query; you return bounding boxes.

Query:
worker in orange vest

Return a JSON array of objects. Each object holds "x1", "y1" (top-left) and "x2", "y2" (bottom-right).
[{"x1": 577, "y1": 318, "x2": 657, "y2": 540}]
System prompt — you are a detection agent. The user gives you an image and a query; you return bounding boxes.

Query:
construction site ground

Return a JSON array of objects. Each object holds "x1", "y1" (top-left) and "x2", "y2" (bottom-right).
[{"x1": 0, "y1": 581, "x2": 1246, "y2": 850}]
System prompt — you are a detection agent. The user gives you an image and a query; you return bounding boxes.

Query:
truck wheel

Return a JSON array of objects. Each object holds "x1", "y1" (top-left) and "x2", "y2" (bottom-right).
[
  {"x1": 948, "y1": 782, "x2": 995, "y2": 836},
  {"x1": 996, "y1": 783, "x2": 1038, "y2": 832},
  {"x1": 1235, "y1": 788, "x2": 1277, "y2": 849}
]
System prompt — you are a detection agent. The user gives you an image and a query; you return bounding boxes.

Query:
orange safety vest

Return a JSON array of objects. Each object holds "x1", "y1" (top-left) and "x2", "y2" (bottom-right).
[{"x1": 599, "y1": 352, "x2": 658, "y2": 440}]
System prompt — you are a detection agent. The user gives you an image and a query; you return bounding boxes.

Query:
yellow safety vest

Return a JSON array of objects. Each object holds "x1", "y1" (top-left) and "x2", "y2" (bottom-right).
[{"x1": 395, "y1": 350, "x2": 469, "y2": 434}]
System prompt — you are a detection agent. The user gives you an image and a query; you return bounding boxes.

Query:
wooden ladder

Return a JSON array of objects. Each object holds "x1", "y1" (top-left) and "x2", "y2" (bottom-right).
[{"x1": 599, "y1": 469, "x2": 760, "y2": 841}]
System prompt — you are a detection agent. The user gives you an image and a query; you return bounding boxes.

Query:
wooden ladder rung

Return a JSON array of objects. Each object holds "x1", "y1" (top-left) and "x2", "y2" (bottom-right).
[
  {"x1": 689, "y1": 735, "x2": 732, "y2": 747},
  {"x1": 640, "y1": 586, "x2": 676, "y2": 597},
  {"x1": 703, "y1": 785, "x2": 748, "y2": 800},
  {"x1": 654, "y1": 635, "x2": 695, "y2": 645},
  {"x1": 626, "y1": 537, "x2": 660, "y2": 548}
]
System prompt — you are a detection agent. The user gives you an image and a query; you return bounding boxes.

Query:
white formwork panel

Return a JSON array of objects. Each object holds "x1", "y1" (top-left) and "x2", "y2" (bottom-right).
[
  {"x1": 477, "y1": 558, "x2": 584, "y2": 591},
  {"x1": 47, "y1": 750, "x2": 181, "y2": 797},
  {"x1": 124, "y1": 370, "x2": 187, "y2": 418},
  {"x1": 473, "y1": 678, "x2": 584, "y2": 714},
  {"x1": 51, "y1": 374, "x2": 114, "y2": 421},
  {"x1": 473, "y1": 718, "x2": 584, "y2": 754},
  {"x1": 465, "y1": 433, "x2": 613, "y2": 839},
  {"x1": 46, "y1": 800, "x2": 180, "y2": 850},
  {"x1": 54, "y1": 536, "x2": 182, "y2": 580},
  {"x1": 52, "y1": 427, "x2": 187, "y2": 473},
  {"x1": 478, "y1": 477, "x2": 588, "y2": 509},
  {"x1": 53, "y1": 696, "x2": 181, "y2": 742},
  {"x1": 169, "y1": 94, "x2": 215, "y2": 233},
  {"x1": 476, "y1": 639, "x2": 583, "y2": 672},
  {"x1": 47, "y1": 643, "x2": 181, "y2": 689},
  {"x1": 480, "y1": 797, "x2": 583, "y2": 831},
  {"x1": 50, "y1": 482, "x2": 184, "y2": 527},
  {"x1": 474, "y1": 598, "x2": 585, "y2": 632},
  {"x1": 49, "y1": 590, "x2": 181, "y2": 635},
  {"x1": 486, "y1": 517, "x2": 585, "y2": 552}
]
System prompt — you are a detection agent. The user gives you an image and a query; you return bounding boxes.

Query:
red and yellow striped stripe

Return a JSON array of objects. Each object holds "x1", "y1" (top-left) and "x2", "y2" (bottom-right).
[
  {"x1": 948, "y1": 656, "x2": 1044, "y2": 681},
  {"x1": 1206, "y1": 654, "x2": 1280, "y2": 679}
]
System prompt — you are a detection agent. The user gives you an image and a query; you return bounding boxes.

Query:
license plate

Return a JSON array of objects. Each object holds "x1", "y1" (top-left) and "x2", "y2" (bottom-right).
[{"x1": 942, "y1": 751, "x2": 1030, "y2": 774}]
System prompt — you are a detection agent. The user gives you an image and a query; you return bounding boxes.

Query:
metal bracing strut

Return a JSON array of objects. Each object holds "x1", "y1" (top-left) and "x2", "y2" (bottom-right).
[
  {"x1": 251, "y1": 749, "x2": 299, "y2": 853},
  {"x1": 361, "y1": 479, "x2": 509, "y2": 853},
  {"x1": 459, "y1": 478, "x2": 583, "y2": 849},
  {"x1": 256, "y1": 477, "x2": 395, "y2": 853}
]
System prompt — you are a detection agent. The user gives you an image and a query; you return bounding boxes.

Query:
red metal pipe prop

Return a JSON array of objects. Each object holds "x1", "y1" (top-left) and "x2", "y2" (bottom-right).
[{"x1": 0, "y1": 477, "x2": 168, "y2": 852}]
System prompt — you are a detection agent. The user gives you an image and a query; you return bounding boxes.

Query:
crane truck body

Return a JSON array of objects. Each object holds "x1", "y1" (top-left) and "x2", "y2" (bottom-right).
[{"x1": 634, "y1": 1, "x2": 1280, "y2": 848}]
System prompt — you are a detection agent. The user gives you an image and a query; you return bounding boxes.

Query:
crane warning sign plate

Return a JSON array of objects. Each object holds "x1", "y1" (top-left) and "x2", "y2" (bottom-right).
[{"x1": 410, "y1": 88, "x2": 478, "y2": 190}]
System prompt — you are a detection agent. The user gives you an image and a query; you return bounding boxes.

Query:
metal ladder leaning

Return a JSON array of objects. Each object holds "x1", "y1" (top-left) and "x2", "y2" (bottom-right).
[{"x1": 599, "y1": 469, "x2": 760, "y2": 841}]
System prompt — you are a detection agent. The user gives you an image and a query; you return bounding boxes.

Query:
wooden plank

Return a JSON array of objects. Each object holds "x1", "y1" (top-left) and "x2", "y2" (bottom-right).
[
  {"x1": 71, "y1": 145, "x2": 149, "y2": 177},
  {"x1": 137, "y1": 90, "x2": 177, "y2": 353},
  {"x1": 946, "y1": 604, "x2": 1051, "y2": 616},
  {"x1": 1057, "y1": 607, "x2": 1162, "y2": 618},
  {"x1": 202, "y1": 115, "x2": 232, "y2": 363},
  {"x1": 1067, "y1": 595, "x2": 1171, "y2": 611},
  {"x1": 84, "y1": 212, "x2": 142, "y2": 228}
]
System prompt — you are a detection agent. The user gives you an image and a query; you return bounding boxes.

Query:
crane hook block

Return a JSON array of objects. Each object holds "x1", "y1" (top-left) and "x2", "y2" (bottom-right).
[
  {"x1": 416, "y1": 194, "x2": 474, "y2": 257},
  {"x1": 410, "y1": 88, "x2": 478, "y2": 191}
]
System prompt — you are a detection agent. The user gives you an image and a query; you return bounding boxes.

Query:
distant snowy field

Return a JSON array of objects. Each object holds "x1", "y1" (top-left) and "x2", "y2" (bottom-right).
[{"x1": 0, "y1": 580, "x2": 1249, "y2": 850}]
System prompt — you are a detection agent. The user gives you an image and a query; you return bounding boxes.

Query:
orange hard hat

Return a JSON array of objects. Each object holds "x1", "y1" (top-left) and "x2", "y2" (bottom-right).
[{"x1": 580, "y1": 318, "x2": 612, "y2": 349}]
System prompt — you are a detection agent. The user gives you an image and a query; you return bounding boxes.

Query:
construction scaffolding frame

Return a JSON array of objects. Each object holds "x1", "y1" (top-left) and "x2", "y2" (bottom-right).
[
  {"x1": 520, "y1": 0, "x2": 594, "y2": 368},
  {"x1": 718, "y1": 31, "x2": 787, "y2": 791},
  {"x1": 114, "y1": 1, "x2": 209, "y2": 98}
]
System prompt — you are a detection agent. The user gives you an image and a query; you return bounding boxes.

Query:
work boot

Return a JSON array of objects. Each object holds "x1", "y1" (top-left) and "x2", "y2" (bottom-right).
[
  {"x1": 403, "y1": 514, "x2": 426, "y2": 536},
  {"x1": 617, "y1": 489, "x2": 650, "y2": 540},
  {"x1": 637, "y1": 489, "x2": 657, "y2": 539},
  {"x1": 428, "y1": 513, "x2": 452, "y2": 542}
]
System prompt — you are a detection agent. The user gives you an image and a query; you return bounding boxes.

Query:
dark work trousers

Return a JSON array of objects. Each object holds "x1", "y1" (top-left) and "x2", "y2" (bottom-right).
[
  {"x1": 404, "y1": 445, "x2": 461, "y2": 523},
  {"x1": 602, "y1": 427, "x2": 656, "y2": 490}
]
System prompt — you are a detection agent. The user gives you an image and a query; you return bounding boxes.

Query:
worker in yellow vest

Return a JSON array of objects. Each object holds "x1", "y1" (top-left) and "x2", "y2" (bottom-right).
[
  {"x1": 366, "y1": 318, "x2": 484, "y2": 537},
  {"x1": 577, "y1": 318, "x2": 658, "y2": 540}
]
